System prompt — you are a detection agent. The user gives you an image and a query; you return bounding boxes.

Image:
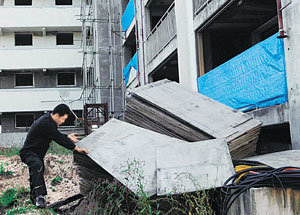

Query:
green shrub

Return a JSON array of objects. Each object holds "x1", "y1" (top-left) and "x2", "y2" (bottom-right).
[
  {"x1": 50, "y1": 176, "x2": 63, "y2": 186},
  {"x1": 47, "y1": 141, "x2": 72, "y2": 155}
]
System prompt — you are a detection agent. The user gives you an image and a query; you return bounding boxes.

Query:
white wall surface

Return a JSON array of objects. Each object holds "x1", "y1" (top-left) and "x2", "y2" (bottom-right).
[
  {"x1": 0, "y1": 47, "x2": 82, "y2": 69},
  {"x1": 0, "y1": 7, "x2": 81, "y2": 30},
  {"x1": 0, "y1": 87, "x2": 83, "y2": 112}
]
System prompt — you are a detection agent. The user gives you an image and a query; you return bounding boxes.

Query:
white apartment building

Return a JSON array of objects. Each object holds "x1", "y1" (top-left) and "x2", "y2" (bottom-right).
[
  {"x1": 0, "y1": 0, "x2": 83, "y2": 144},
  {"x1": 122, "y1": 0, "x2": 300, "y2": 153}
]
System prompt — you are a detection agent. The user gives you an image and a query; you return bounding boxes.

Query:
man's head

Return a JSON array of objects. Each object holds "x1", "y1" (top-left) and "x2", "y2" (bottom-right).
[{"x1": 51, "y1": 104, "x2": 71, "y2": 125}]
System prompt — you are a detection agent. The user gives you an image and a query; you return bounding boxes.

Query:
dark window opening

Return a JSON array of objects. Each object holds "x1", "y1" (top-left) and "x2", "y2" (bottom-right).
[
  {"x1": 256, "y1": 123, "x2": 291, "y2": 155},
  {"x1": 56, "y1": 33, "x2": 73, "y2": 45},
  {"x1": 57, "y1": 72, "x2": 75, "y2": 86},
  {"x1": 147, "y1": 0, "x2": 174, "y2": 32},
  {"x1": 55, "y1": 0, "x2": 72, "y2": 5},
  {"x1": 15, "y1": 114, "x2": 34, "y2": 128},
  {"x1": 15, "y1": 74, "x2": 33, "y2": 87},
  {"x1": 61, "y1": 110, "x2": 82, "y2": 126},
  {"x1": 15, "y1": 0, "x2": 32, "y2": 6},
  {"x1": 150, "y1": 52, "x2": 179, "y2": 83},
  {"x1": 15, "y1": 34, "x2": 32, "y2": 46},
  {"x1": 198, "y1": 0, "x2": 278, "y2": 74}
]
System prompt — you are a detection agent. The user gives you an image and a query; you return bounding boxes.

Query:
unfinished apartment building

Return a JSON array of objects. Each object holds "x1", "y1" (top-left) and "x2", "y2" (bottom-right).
[
  {"x1": 0, "y1": 0, "x2": 83, "y2": 145},
  {"x1": 122, "y1": 0, "x2": 300, "y2": 153}
]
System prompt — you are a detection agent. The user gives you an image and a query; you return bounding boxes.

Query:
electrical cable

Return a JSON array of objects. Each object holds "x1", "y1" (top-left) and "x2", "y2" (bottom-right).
[{"x1": 221, "y1": 160, "x2": 300, "y2": 215}]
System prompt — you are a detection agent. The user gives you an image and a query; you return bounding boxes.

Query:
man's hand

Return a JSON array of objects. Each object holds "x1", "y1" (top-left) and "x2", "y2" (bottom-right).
[
  {"x1": 74, "y1": 146, "x2": 89, "y2": 154},
  {"x1": 68, "y1": 133, "x2": 79, "y2": 143}
]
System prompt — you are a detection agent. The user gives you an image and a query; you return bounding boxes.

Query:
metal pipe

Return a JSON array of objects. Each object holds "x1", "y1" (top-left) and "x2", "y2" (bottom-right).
[
  {"x1": 134, "y1": 0, "x2": 141, "y2": 86},
  {"x1": 276, "y1": 0, "x2": 287, "y2": 39},
  {"x1": 140, "y1": 0, "x2": 147, "y2": 85}
]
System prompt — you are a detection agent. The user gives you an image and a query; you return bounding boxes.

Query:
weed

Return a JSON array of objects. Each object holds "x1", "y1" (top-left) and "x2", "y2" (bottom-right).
[
  {"x1": 73, "y1": 159, "x2": 216, "y2": 215},
  {"x1": 0, "y1": 163, "x2": 14, "y2": 176},
  {"x1": 47, "y1": 141, "x2": 72, "y2": 155},
  {"x1": 0, "y1": 147, "x2": 20, "y2": 157},
  {"x1": 50, "y1": 176, "x2": 63, "y2": 186}
]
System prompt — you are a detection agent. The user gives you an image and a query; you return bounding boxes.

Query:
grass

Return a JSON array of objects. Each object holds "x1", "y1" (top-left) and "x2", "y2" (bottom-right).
[
  {"x1": 73, "y1": 159, "x2": 216, "y2": 215},
  {"x1": 0, "y1": 186, "x2": 56, "y2": 215},
  {"x1": 0, "y1": 140, "x2": 73, "y2": 158},
  {"x1": 0, "y1": 162, "x2": 14, "y2": 176}
]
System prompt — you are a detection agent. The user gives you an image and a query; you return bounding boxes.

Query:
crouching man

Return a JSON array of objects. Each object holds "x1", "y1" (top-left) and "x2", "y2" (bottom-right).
[{"x1": 19, "y1": 104, "x2": 89, "y2": 208}]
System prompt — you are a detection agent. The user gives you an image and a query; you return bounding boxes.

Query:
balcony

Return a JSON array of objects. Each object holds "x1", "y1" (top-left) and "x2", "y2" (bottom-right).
[
  {"x1": 0, "y1": 47, "x2": 82, "y2": 70},
  {"x1": 145, "y1": 2, "x2": 176, "y2": 65},
  {"x1": 121, "y1": 0, "x2": 135, "y2": 32},
  {"x1": 123, "y1": 52, "x2": 137, "y2": 86},
  {"x1": 0, "y1": 88, "x2": 83, "y2": 112},
  {"x1": 0, "y1": 7, "x2": 81, "y2": 31},
  {"x1": 193, "y1": 0, "x2": 212, "y2": 16}
]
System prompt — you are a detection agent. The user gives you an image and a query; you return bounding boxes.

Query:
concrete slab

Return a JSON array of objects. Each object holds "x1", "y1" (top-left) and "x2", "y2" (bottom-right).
[
  {"x1": 76, "y1": 119, "x2": 234, "y2": 196},
  {"x1": 156, "y1": 139, "x2": 234, "y2": 195},
  {"x1": 243, "y1": 150, "x2": 300, "y2": 168}
]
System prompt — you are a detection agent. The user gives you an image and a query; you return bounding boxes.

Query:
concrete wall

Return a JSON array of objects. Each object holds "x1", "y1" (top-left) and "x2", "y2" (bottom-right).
[
  {"x1": 282, "y1": 0, "x2": 300, "y2": 149},
  {"x1": 175, "y1": 0, "x2": 198, "y2": 91},
  {"x1": 230, "y1": 187, "x2": 300, "y2": 215},
  {"x1": 94, "y1": 0, "x2": 124, "y2": 117}
]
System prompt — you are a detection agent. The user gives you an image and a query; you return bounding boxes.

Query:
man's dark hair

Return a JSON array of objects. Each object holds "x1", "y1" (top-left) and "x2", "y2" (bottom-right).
[{"x1": 52, "y1": 104, "x2": 71, "y2": 117}]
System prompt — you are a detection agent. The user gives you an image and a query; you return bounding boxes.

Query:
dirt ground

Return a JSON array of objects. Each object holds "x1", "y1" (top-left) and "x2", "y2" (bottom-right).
[{"x1": 0, "y1": 153, "x2": 80, "y2": 207}]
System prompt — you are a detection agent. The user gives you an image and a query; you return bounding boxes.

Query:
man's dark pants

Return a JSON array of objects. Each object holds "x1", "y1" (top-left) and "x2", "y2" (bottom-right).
[{"x1": 20, "y1": 152, "x2": 47, "y2": 201}]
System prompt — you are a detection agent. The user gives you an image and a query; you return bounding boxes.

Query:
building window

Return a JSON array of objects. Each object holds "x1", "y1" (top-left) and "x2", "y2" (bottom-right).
[
  {"x1": 15, "y1": 114, "x2": 34, "y2": 128},
  {"x1": 55, "y1": 0, "x2": 72, "y2": 6},
  {"x1": 15, "y1": 73, "x2": 34, "y2": 87},
  {"x1": 56, "y1": 33, "x2": 74, "y2": 45},
  {"x1": 57, "y1": 72, "x2": 75, "y2": 86},
  {"x1": 15, "y1": 34, "x2": 33, "y2": 46},
  {"x1": 15, "y1": 0, "x2": 32, "y2": 6}
]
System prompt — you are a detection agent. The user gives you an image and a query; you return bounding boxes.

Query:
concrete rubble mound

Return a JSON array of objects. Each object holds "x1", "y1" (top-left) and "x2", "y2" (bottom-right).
[
  {"x1": 125, "y1": 79, "x2": 262, "y2": 159},
  {"x1": 75, "y1": 119, "x2": 235, "y2": 196}
]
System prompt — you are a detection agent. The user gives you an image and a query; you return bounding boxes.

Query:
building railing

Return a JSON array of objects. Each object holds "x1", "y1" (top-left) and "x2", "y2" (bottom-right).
[
  {"x1": 193, "y1": 0, "x2": 212, "y2": 16},
  {"x1": 145, "y1": 1, "x2": 176, "y2": 64}
]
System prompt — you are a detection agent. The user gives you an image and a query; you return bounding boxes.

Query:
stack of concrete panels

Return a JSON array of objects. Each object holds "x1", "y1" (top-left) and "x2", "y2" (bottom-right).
[
  {"x1": 125, "y1": 80, "x2": 262, "y2": 159},
  {"x1": 75, "y1": 119, "x2": 235, "y2": 196}
]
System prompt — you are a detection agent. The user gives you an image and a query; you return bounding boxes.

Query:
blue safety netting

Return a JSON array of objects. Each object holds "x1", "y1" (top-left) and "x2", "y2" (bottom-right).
[
  {"x1": 123, "y1": 52, "x2": 137, "y2": 85},
  {"x1": 197, "y1": 33, "x2": 288, "y2": 112},
  {"x1": 121, "y1": 0, "x2": 135, "y2": 32}
]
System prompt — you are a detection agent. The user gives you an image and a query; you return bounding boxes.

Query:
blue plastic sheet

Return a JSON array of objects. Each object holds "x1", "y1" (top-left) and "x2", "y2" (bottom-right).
[
  {"x1": 121, "y1": 0, "x2": 135, "y2": 32},
  {"x1": 197, "y1": 33, "x2": 288, "y2": 112},
  {"x1": 123, "y1": 53, "x2": 137, "y2": 85}
]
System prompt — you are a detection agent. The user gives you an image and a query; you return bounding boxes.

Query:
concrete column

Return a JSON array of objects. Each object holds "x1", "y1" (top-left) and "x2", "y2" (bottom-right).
[
  {"x1": 282, "y1": 0, "x2": 300, "y2": 149},
  {"x1": 175, "y1": 0, "x2": 198, "y2": 91}
]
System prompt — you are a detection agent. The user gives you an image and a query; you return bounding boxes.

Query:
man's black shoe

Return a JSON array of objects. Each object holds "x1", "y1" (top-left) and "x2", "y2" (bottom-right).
[{"x1": 35, "y1": 196, "x2": 46, "y2": 209}]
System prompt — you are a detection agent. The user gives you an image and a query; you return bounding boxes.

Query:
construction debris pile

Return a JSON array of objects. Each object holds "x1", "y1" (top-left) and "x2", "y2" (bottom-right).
[
  {"x1": 125, "y1": 80, "x2": 262, "y2": 159},
  {"x1": 75, "y1": 80, "x2": 262, "y2": 198}
]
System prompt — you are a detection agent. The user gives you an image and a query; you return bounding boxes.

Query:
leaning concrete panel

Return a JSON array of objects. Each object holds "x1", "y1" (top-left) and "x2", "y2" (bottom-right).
[
  {"x1": 76, "y1": 119, "x2": 234, "y2": 196},
  {"x1": 125, "y1": 80, "x2": 262, "y2": 159},
  {"x1": 77, "y1": 118, "x2": 186, "y2": 196},
  {"x1": 243, "y1": 150, "x2": 300, "y2": 168},
  {"x1": 156, "y1": 139, "x2": 234, "y2": 195}
]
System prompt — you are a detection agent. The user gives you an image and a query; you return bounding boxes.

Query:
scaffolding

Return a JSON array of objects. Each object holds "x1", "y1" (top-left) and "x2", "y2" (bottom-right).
[{"x1": 80, "y1": 0, "x2": 125, "y2": 129}]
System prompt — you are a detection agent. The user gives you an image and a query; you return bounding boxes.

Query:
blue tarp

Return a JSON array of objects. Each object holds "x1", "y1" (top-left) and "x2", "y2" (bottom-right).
[
  {"x1": 123, "y1": 52, "x2": 137, "y2": 85},
  {"x1": 197, "y1": 33, "x2": 288, "y2": 112},
  {"x1": 121, "y1": 0, "x2": 135, "y2": 32}
]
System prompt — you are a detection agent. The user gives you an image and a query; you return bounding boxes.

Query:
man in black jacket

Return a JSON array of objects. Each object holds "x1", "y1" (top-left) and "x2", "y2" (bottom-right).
[{"x1": 19, "y1": 104, "x2": 89, "y2": 208}]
